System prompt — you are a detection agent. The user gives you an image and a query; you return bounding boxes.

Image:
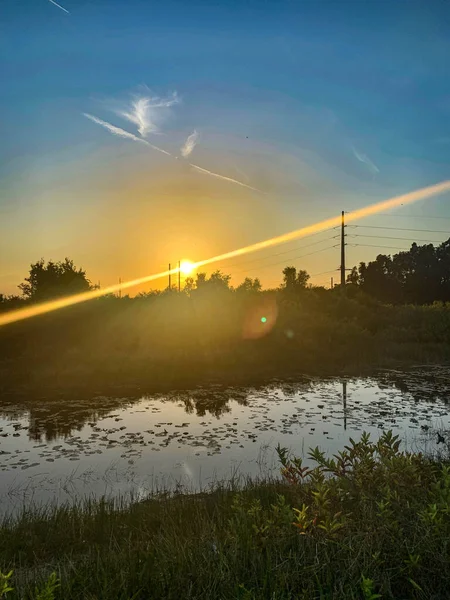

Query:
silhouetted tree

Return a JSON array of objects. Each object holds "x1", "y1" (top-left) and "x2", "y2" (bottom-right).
[
  {"x1": 282, "y1": 266, "x2": 310, "y2": 291},
  {"x1": 184, "y1": 277, "x2": 195, "y2": 294},
  {"x1": 347, "y1": 266, "x2": 359, "y2": 285},
  {"x1": 282, "y1": 266, "x2": 297, "y2": 290},
  {"x1": 236, "y1": 277, "x2": 262, "y2": 293},
  {"x1": 296, "y1": 269, "x2": 310, "y2": 289},
  {"x1": 209, "y1": 270, "x2": 231, "y2": 291},
  {"x1": 350, "y1": 238, "x2": 450, "y2": 304},
  {"x1": 19, "y1": 258, "x2": 93, "y2": 302},
  {"x1": 194, "y1": 271, "x2": 231, "y2": 292},
  {"x1": 195, "y1": 273, "x2": 207, "y2": 288}
]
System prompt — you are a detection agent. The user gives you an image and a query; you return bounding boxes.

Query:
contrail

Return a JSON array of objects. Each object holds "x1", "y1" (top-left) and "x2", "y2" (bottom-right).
[
  {"x1": 189, "y1": 162, "x2": 260, "y2": 192},
  {"x1": 83, "y1": 113, "x2": 172, "y2": 157},
  {"x1": 1, "y1": 180, "x2": 449, "y2": 328},
  {"x1": 181, "y1": 130, "x2": 199, "y2": 158},
  {"x1": 84, "y1": 113, "x2": 260, "y2": 190},
  {"x1": 48, "y1": 0, "x2": 70, "y2": 14}
]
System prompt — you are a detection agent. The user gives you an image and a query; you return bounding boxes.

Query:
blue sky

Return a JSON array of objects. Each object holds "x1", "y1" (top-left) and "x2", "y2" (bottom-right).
[{"x1": 1, "y1": 0, "x2": 450, "y2": 292}]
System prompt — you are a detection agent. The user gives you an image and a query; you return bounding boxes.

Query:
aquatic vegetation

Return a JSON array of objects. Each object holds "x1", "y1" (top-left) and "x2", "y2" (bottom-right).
[{"x1": 0, "y1": 372, "x2": 449, "y2": 514}]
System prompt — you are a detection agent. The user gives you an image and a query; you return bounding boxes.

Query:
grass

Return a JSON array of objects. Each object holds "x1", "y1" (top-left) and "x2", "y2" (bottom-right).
[{"x1": 1, "y1": 431, "x2": 450, "y2": 599}]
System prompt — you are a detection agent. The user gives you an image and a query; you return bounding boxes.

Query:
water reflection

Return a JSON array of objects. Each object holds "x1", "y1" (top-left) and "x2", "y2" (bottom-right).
[
  {"x1": 379, "y1": 368, "x2": 450, "y2": 405},
  {"x1": 0, "y1": 379, "x2": 315, "y2": 442},
  {"x1": 343, "y1": 380, "x2": 347, "y2": 431},
  {"x1": 0, "y1": 368, "x2": 450, "y2": 513},
  {"x1": 0, "y1": 368, "x2": 449, "y2": 443},
  {"x1": 1, "y1": 397, "x2": 136, "y2": 442},
  {"x1": 0, "y1": 368, "x2": 450, "y2": 442}
]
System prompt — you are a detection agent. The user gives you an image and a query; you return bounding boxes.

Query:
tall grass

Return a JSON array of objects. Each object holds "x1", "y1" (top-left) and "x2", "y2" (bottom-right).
[{"x1": 1, "y1": 431, "x2": 450, "y2": 599}]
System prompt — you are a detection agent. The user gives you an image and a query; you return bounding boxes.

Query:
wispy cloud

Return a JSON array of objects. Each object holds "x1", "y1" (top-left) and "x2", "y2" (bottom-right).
[
  {"x1": 189, "y1": 163, "x2": 260, "y2": 192},
  {"x1": 117, "y1": 93, "x2": 179, "y2": 138},
  {"x1": 180, "y1": 130, "x2": 199, "y2": 158},
  {"x1": 84, "y1": 104, "x2": 260, "y2": 192},
  {"x1": 83, "y1": 114, "x2": 172, "y2": 156},
  {"x1": 48, "y1": 0, "x2": 70, "y2": 14},
  {"x1": 351, "y1": 145, "x2": 379, "y2": 175}
]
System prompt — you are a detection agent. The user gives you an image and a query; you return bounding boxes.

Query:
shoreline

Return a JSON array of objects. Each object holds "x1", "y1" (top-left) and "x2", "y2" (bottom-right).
[
  {"x1": 1, "y1": 432, "x2": 450, "y2": 599},
  {"x1": 2, "y1": 353, "x2": 450, "y2": 401}
]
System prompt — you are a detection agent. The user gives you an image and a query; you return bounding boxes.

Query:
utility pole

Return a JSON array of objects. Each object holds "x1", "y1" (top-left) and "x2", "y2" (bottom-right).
[
  {"x1": 340, "y1": 210, "x2": 346, "y2": 287},
  {"x1": 118, "y1": 277, "x2": 122, "y2": 299},
  {"x1": 178, "y1": 260, "x2": 181, "y2": 293},
  {"x1": 330, "y1": 276, "x2": 334, "y2": 289},
  {"x1": 168, "y1": 263, "x2": 171, "y2": 290}
]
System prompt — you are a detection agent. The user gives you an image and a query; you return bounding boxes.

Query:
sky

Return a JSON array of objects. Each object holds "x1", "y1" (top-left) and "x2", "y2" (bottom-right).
[{"x1": 1, "y1": 0, "x2": 450, "y2": 294}]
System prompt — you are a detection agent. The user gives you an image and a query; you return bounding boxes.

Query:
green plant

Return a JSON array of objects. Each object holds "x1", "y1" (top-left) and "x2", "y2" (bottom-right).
[
  {"x1": 35, "y1": 573, "x2": 60, "y2": 600},
  {"x1": 0, "y1": 571, "x2": 13, "y2": 598}
]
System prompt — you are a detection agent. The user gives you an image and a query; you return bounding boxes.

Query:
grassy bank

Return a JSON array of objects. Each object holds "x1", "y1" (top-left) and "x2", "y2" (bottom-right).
[
  {"x1": 2, "y1": 288, "x2": 450, "y2": 397},
  {"x1": 1, "y1": 431, "x2": 450, "y2": 599}
]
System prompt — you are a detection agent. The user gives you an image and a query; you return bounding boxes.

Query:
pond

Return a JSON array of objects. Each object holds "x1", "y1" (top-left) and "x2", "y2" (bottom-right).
[{"x1": 0, "y1": 367, "x2": 449, "y2": 515}]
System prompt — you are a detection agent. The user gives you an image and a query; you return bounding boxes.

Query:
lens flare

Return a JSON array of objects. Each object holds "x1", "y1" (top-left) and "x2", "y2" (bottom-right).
[
  {"x1": 192, "y1": 180, "x2": 450, "y2": 270},
  {"x1": 1, "y1": 180, "x2": 449, "y2": 328}
]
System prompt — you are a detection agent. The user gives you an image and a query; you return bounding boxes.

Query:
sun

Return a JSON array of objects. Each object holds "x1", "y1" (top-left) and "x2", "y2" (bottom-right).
[{"x1": 179, "y1": 260, "x2": 195, "y2": 275}]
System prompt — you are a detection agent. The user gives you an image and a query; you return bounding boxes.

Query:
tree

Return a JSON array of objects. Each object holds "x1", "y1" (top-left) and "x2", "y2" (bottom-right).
[
  {"x1": 235, "y1": 277, "x2": 262, "y2": 293},
  {"x1": 347, "y1": 266, "x2": 360, "y2": 285},
  {"x1": 282, "y1": 266, "x2": 310, "y2": 291},
  {"x1": 194, "y1": 271, "x2": 231, "y2": 292},
  {"x1": 19, "y1": 258, "x2": 93, "y2": 302},
  {"x1": 183, "y1": 277, "x2": 195, "y2": 294},
  {"x1": 209, "y1": 270, "x2": 231, "y2": 291},
  {"x1": 349, "y1": 238, "x2": 450, "y2": 304},
  {"x1": 195, "y1": 273, "x2": 207, "y2": 289},
  {"x1": 296, "y1": 269, "x2": 310, "y2": 289},
  {"x1": 282, "y1": 267, "x2": 297, "y2": 290}
]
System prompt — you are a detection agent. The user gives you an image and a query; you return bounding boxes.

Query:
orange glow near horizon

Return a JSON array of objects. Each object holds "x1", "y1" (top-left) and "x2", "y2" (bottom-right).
[{"x1": 1, "y1": 179, "x2": 450, "y2": 328}]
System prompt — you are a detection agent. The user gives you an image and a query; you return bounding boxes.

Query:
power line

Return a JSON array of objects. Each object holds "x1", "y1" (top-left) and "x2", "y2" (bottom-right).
[
  {"x1": 350, "y1": 243, "x2": 409, "y2": 251},
  {"x1": 350, "y1": 234, "x2": 446, "y2": 243},
  {"x1": 352, "y1": 225, "x2": 450, "y2": 234},
  {"x1": 373, "y1": 213, "x2": 450, "y2": 220},
  {"x1": 233, "y1": 244, "x2": 338, "y2": 274},
  {"x1": 310, "y1": 269, "x2": 336, "y2": 278},
  {"x1": 214, "y1": 234, "x2": 338, "y2": 271}
]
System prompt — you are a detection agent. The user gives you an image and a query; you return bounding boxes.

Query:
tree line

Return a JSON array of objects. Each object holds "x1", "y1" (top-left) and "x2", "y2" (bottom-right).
[
  {"x1": 1, "y1": 237, "x2": 450, "y2": 309},
  {"x1": 347, "y1": 238, "x2": 450, "y2": 304}
]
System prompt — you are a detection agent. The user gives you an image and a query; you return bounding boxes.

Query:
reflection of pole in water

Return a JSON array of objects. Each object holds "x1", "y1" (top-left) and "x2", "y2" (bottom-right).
[{"x1": 342, "y1": 380, "x2": 347, "y2": 430}]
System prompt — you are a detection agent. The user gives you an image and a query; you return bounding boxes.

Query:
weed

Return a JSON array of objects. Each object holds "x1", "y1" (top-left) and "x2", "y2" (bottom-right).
[{"x1": 1, "y1": 432, "x2": 450, "y2": 598}]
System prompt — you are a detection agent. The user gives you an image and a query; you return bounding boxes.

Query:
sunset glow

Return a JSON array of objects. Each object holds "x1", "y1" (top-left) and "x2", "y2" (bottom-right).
[
  {"x1": 1, "y1": 180, "x2": 449, "y2": 329},
  {"x1": 179, "y1": 260, "x2": 195, "y2": 275}
]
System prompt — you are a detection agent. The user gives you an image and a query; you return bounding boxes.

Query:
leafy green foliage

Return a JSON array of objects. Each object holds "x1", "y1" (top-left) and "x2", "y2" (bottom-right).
[
  {"x1": 0, "y1": 570, "x2": 13, "y2": 598},
  {"x1": 34, "y1": 573, "x2": 60, "y2": 600},
  {"x1": 1, "y1": 433, "x2": 450, "y2": 598}
]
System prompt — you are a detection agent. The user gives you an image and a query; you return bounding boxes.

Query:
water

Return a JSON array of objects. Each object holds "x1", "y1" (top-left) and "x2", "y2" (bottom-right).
[{"x1": 0, "y1": 367, "x2": 449, "y2": 514}]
